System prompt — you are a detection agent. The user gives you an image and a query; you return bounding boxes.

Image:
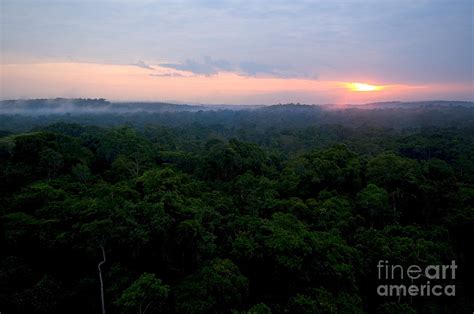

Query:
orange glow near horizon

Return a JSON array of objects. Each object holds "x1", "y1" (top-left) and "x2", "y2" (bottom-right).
[
  {"x1": 0, "y1": 62, "x2": 471, "y2": 104},
  {"x1": 347, "y1": 82, "x2": 384, "y2": 92}
]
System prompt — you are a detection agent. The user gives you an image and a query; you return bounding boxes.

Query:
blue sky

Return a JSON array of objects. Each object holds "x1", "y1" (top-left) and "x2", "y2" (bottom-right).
[{"x1": 1, "y1": 0, "x2": 472, "y2": 103}]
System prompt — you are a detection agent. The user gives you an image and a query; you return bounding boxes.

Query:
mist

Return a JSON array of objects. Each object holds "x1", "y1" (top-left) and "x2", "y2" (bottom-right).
[{"x1": 1, "y1": 98, "x2": 473, "y2": 134}]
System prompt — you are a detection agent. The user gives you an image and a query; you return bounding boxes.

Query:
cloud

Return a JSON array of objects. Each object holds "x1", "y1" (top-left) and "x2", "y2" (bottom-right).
[
  {"x1": 2, "y1": 1, "x2": 471, "y2": 85},
  {"x1": 238, "y1": 61, "x2": 278, "y2": 76},
  {"x1": 150, "y1": 72, "x2": 185, "y2": 77},
  {"x1": 160, "y1": 56, "x2": 319, "y2": 79},
  {"x1": 132, "y1": 60, "x2": 155, "y2": 70},
  {"x1": 238, "y1": 61, "x2": 319, "y2": 79},
  {"x1": 160, "y1": 56, "x2": 233, "y2": 76}
]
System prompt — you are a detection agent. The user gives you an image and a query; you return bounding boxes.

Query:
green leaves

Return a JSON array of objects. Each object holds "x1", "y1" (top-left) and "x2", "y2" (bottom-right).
[
  {"x1": 287, "y1": 288, "x2": 363, "y2": 314},
  {"x1": 280, "y1": 144, "x2": 363, "y2": 198},
  {"x1": 200, "y1": 139, "x2": 271, "y2": 181},
  {"x1": 262, "y1": 213, "x2": 313, "y2": 272},
  {"x1": 174, "y1": 258, "x2": 248, "y2": 313},
  {"x1": 1, "y1": 120, "x2": 473, "y2": 313},
  {"x1": 116, "y1": 273, "x2": 169, "y2": 314},
  {"x1": 356, "y1": 184, "x2": 392, "y2": 228},
  {"x1": 366, "y1": 153, "x2": 420, "y2": 192}
]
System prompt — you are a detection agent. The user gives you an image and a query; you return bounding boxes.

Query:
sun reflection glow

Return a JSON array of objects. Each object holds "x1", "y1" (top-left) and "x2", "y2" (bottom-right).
[{"x1": 347, "y1": 82, "x2": 384, "y2": 92}]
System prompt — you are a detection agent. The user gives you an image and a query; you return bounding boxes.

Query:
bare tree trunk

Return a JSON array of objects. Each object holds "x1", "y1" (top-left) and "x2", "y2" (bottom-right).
[
  {"x1": 98, "y1": 246, "x2": 107, "y2": 314},
  {"x1": 143, "y1": 302, "x2": 152, "y2": 314}
]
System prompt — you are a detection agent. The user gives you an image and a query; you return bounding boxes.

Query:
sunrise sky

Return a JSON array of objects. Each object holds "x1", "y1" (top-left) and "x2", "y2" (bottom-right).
[{"x1": 1, "y1": 0, "x2": 473, "y2": 104}]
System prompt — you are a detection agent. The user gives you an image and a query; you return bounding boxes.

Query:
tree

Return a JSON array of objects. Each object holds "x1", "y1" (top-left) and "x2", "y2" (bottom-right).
[
  {"x1": 116, "y1": 273, "x2": 169, "y2": 314},
  {"x1": 280, "y1": 144, "x2": 362, "y2": 198},
  {"x1": 246, "y1": 303, "x2": 272, "y2": 313},
  {"x1": 39, "y1": 148, "x2": 64, "y2": 180},
  {"x1": 356, "y1": 184, "x2": 393, "y2": 228},
  {"x1": 12, "y1": 275, "x2": 63, "y2": 314},
  {"x1": 376, "y1": 302, "x2": 416, "y2": 314},
  {"x1": 366, "y1": 153, "x2": 421, "y2": 222},
  {"x1": 72, "y1": 163, "x2": 92, "y2": 183},
  {"x1": 174, "y1": 258, "x2": 248, "y2": 313}
]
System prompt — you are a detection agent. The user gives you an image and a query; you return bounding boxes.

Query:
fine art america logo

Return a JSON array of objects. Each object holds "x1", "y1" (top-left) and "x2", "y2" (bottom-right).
[{"x1": 377, "y1": 260, "x2": 457, "y2": 297}]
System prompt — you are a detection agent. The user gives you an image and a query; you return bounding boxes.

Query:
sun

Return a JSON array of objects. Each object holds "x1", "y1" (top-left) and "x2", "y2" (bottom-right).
[{"x1": 347, "y1": 82, "x2": 384, "y2": 92}]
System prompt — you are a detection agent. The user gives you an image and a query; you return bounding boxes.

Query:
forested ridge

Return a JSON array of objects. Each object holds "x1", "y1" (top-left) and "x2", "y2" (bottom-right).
[{"x1": 1, "y1": 103, "x2": 473, "y2": 313}]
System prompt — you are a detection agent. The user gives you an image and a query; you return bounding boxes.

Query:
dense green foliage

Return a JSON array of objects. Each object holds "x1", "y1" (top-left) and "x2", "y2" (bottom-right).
[{"x1": 1, "y1": 103, "x2": 473, "y2": 313}]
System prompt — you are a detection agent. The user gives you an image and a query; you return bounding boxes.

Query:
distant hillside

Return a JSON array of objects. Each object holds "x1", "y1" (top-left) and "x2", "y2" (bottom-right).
[
  {"x1": 341, "y1": 100, "x2": 474, "y2": 109},
  {"x1": 1, "y1": 98, "x2": 473, "y2": 115},
  {"x1": 0, "y1": 98, "x2": 206, "y2": 114}
]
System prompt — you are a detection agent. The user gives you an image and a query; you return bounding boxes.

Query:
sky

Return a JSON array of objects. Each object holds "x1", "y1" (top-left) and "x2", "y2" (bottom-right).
[{"x1": 0, "y1": 0, "x2": 473, "y2": 104}]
